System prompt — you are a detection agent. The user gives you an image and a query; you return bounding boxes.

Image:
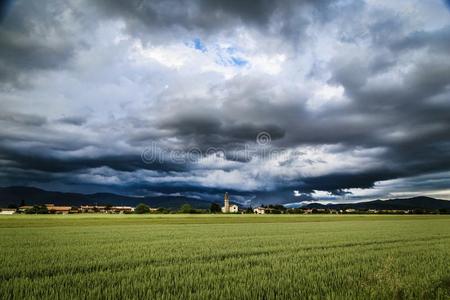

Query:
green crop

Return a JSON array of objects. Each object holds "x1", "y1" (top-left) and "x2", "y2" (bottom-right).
[{"x1": 0, "y1": 215, "x2": 449, "y2": 299}]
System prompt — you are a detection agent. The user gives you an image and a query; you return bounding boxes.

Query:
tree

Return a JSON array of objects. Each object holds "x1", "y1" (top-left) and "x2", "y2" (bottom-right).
[
  {"x1": 438, "y1": 208, "x2": 448, "y2": 214},
  {"x1": 135, "y1": 203, "x2": 150, "y2": 214},
  {"x1": 25, "y1": 205, "x2": 48, "y2": 214},
  {"x1": 210, "y1": 203, "x2": 222, "y2": 213},
  {"x1": 156, "y1": 207, "x2": 170, "y2": 214},
  {"x1": 179, "y1": 203, "x2": 193, "y2": 213}
]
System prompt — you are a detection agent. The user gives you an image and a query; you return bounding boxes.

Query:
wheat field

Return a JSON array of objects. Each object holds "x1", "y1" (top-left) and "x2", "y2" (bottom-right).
[{"x1": 0, "y1": 215, "x2": 449, "y2": 299}]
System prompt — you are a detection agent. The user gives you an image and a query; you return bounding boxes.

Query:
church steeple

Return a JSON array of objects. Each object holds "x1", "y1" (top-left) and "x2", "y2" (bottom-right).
[{"x1": 224, "y1": 192, "x2": 230, "y2": 213}]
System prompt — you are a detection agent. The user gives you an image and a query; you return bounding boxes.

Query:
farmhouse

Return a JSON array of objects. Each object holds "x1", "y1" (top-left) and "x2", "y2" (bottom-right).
[
  {"x1": 221, "y1": 192, "x2": 239, "y2": 213},
  {"x1": 253, "y1": 207, "x2": 266, "y2": 214}
]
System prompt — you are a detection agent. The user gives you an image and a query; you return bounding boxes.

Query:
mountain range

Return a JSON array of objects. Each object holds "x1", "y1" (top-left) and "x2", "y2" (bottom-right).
[
  {"x1": 0, "y1": 186, "x2": 213, "y2": 209},
  {"x1": 303, "y1": 196, "x2": 450, "y2": 211}
]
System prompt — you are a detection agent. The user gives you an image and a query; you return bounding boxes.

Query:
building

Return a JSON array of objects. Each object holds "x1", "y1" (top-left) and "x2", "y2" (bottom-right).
[
  {"x1": 222, "y1": 192, "x2": 230, "y2": 213},
  {"x1": 18, "y1": 205, "x2": 33, "y2": 213},
  {"x1": 80, "y1": 205, "x2": 107, "y2": 213},
  {"x1": 228, "y1": 205, "x2": 239, "y2": 213},
  {"x1": 111, "y1": 206, "x2": 135, "y2": 213},
  {"x1": 0, "y1": 208, "x2": 16, "y2": 215},
  {"x1": 253, "y1": 207, "x2": 266, "y2": 214},
  {"x1": 80, "y1": 205, "x2": 134, "y2": 213},
  {"x1": 222, "y1": 192, "x2": 239, "y2": 213},
  {"x1": 45, "y1": 204, "x2": 72, "y2": 214}
]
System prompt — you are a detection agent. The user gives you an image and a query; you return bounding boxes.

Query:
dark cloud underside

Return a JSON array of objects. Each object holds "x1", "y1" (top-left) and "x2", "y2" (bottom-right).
[{"x1": 1, "y1": 0, "x2": 450, "y2": 202}]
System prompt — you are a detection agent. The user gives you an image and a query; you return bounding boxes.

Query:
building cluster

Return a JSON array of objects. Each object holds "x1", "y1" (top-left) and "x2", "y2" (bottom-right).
[
  {"x1": 294, "y1": 208, "x2": 417, "y2": 214},
  {"x1": 79, "y1": 205, "x2": 136, "y2": 214},
  {"x1": 0, "y1": 204, "x2": 137, "y2": 215}
]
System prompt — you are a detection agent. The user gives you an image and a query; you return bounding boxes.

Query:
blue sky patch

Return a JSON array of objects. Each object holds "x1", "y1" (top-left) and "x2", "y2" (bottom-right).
[
  {"x1": 231, "y1": 56, "x2": 248, "y2": 66},
  {"x1": 193, "y1": 38, "x2": 207, "y2": 52}
]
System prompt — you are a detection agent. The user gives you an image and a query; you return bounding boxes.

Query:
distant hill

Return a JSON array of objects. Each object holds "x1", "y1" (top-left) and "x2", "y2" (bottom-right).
[
  {"x1": 303, "y1": 196, "x2": 450, "y2": 210},
  {"x1": 0, "y1": 186, "x2": 214, "y2": 209}
]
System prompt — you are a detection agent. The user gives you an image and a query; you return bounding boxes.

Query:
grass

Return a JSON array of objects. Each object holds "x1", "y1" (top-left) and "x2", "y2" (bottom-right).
[{"x1": 0, "y1": 214, "x2": 449, "y2": 299}]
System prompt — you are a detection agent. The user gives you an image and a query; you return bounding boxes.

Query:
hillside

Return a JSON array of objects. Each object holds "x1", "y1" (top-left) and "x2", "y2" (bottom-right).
[
  {"x1": 304, "y1": 196, "x2": 450, "y2": 210},
  {"x1": 0, "y1": 186, "x2": 213, "y2": 209}
]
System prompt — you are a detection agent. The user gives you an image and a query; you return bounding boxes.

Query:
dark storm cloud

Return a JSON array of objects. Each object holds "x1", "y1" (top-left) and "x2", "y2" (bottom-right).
[
  {"x1": 1, "y1": 0, "x2": 450, "y2": 201},
  {"x1": 0, "y1": 1, "x2": 83, "y2": 87},
  {"x1": 0, "y1": 0, "x2": 14, "y2": 22},
  {"x1": 0, "y1": 145, "x2": 188, "y2": 173},
  {"x1": 390, "y1": 25, "x2": 450, "y2": 53},
  {"x1": 250, "y1": 188, "x2": 313, "y2": 205},
  {"x1": 316, "y1": 40, "x2": 450, "y2": 195},
  {"x1": 92, "y1": 0, "x2": 333, "y2": 42},
  {"x1": 56, "y1": 116, "x2": 87, "y2": 126},
  {"x1": 300, "y1": 170, "x2": 399, "y2": 193},
  {"x1": 0, "y1": 112, "x2": 47, "y2": 127},
  {"x1": 159, "y1": 112, "x2": 285, "y2": 149}
]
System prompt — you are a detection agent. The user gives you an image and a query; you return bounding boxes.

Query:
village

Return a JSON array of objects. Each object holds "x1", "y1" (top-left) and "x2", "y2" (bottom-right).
[
  {"x1": 0, "y1": 204, "x2": 137, "y2": 215},
  {"x1": 0, "y1": 192, "x2": 443, "y2": 215}
]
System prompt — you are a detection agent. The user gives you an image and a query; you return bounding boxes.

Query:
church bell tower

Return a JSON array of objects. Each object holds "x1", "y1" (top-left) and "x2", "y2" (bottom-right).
[{"x1": 224, "y1": 192, "x2": 230, "y2": 213}]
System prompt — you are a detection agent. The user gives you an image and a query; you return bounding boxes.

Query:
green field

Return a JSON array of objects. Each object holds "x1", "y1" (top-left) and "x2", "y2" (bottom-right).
[{"x1": 0, "y1": 215, "x2": 449, "y2": 299}]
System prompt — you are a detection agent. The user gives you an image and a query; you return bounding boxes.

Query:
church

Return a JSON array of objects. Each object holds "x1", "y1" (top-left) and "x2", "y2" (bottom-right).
[{"x1": 221, "y1": 192, "x2": 239, "y2": 213}]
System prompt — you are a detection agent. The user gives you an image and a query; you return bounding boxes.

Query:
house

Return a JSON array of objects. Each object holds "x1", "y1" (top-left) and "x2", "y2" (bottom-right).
[
  {"x1": 49, "y1": 206, "x2": 72, "y2": 214},
  {"x1": 18, "y1": 205, "x2": 33, "y2": 213},
  {"x1": 253, "y1": 207, "x2": 266, "y2": 214},
  {"x1": 111, "y1": 206, "x2": 134, "y2": 213},
  {"x1": 221, "y1": 192, "x2": 239, "y2": 213},
  {"x1": 45, "y1": 204, "x2": 72, "y2": 214},
  {"x1": 0, "y1": 208, "x2": 16, "y2": 215}
]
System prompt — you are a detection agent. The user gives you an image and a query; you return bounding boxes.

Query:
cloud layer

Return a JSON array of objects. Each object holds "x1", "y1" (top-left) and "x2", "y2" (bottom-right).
[{"x1": 1, "y1": 0, "x2": 450, "y2": 204}]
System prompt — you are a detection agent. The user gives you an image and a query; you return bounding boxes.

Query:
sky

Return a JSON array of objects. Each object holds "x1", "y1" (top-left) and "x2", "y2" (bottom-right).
[{"x1": 1, "y1": 0, "x2": 450, "y2": 205}]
